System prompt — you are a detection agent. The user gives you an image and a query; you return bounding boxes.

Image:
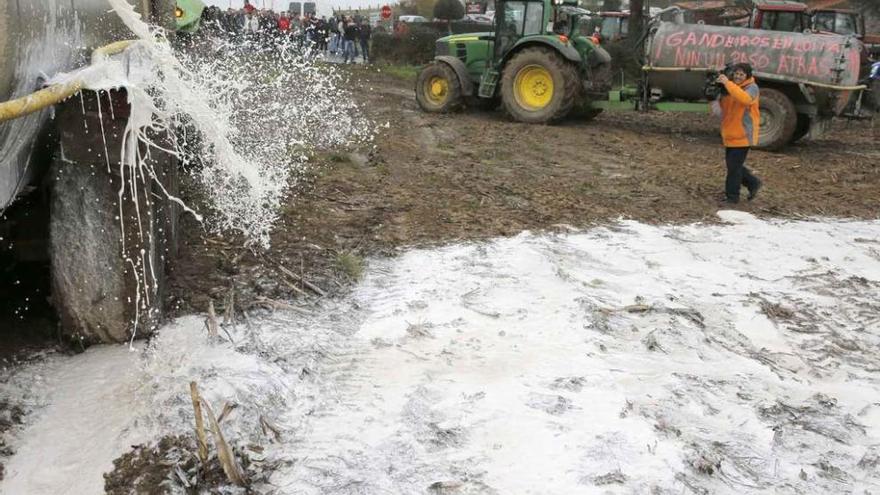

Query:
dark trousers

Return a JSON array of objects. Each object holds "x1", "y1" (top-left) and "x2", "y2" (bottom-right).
[
  {"x1": 725, "y1": 147, "x2": 759, "y2": 200},
  {"x1": 359, "y1": 39, "x2": 369, "y2": 62}
]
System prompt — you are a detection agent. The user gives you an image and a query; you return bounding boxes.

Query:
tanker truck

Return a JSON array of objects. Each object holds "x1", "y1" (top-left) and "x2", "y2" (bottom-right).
[
  {"x1": 0, "y1": 0, "x2": 202, "y2": 345},
  {"x1": 593, "y1": 20, "x2": 866, "y2": 150}
]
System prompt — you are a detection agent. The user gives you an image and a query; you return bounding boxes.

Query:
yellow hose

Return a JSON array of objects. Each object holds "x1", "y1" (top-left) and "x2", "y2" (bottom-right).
[{"x1": 0, "y1": 40, "x2": 136, "y2": 124}]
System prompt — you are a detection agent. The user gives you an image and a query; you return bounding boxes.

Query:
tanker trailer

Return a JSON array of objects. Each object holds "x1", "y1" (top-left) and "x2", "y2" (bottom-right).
[
  {"x1": 593, "y1": 21, "x2": 866, "y2": 150},
  {"x1": 647, "y1": 22, "x2": 864, "y2": 149},
  {"x1": 0, "y1": 0, "x2": 182, "y2": 345}
]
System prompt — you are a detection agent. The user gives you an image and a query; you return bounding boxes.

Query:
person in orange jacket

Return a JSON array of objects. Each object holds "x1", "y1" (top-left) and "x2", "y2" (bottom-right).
[
  {"x1": 713, "y1": 63, "x2": 762, "y2": 204},
  {"x1": 590, "y1": 26, "x2": 602, "y2": 45}
]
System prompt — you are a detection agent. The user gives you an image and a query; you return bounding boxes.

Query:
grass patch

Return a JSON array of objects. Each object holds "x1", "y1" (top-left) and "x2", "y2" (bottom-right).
[
  {"x1": 377, "y1": 64, "x2": 420, "y2": 82},
  {"x1": 328, "y1": 152, "x2": 350, "y2": 163},
  {"x1": 336, "y1": 251, "x2": 365, "y2": 281},
  {"x1": 311, "y1": 150, "x2": 351, "y2": 165},
  {"x1": 375, "y1": 163, "x2": 390, "y2": 177},
  {"x1": 575, "y1": 180, "x2": 595, "y2": 195},
  {"x1": 286, "y1": 143, "x2": 311, "y2": 160}
]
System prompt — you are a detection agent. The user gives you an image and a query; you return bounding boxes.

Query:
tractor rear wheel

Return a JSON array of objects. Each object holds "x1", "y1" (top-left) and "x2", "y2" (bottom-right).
[
  {"x1": 500, "y1": 47, "x2": 579, "y2": 124},
  {"x1": 415, "y1": 62, "x2": 463, "y2": 113},
  {"x1": 757, "y1": 88, "x2": 797, "y2": 151}
]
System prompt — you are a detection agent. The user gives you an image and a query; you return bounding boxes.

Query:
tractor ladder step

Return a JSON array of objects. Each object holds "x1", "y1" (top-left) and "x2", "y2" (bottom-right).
[{"x1": 478, "y1": 70, "x2": 500, "y2": 98}]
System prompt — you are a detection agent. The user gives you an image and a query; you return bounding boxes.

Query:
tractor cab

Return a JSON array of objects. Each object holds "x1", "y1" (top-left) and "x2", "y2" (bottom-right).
[
  {"x1": 554, "y1": 5, "x2": 595, "y2": 38},
  {"x1": 490, "y1": 0, "x2": 587, "y2": 61},
  {"x1": 749, "y1": 0, "x2": 810, "y2": 33},
  {"x1": 812, "y1": 9, "x2": 863, "y2": 38},
  {"x1": 592, "y1": 11, "x2": 630, "y2": 42},
  {"x1": 492, "y1": 0, "x2": 552, "y2": 65}
]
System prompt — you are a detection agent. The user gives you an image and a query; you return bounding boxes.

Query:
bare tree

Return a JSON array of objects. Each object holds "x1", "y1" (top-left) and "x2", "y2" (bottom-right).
[
  {"x1": 628, "y1": 0, "x2": 646, "y2": 43},
  {"x1": 602, "y1": 0, "x2": 622, "y2": 11},
  {"x1": 844, "y1": 0, "x2": 880, "y2": 33},
  {"x1": 851, "y1": 0, "x2": 880, "y2": 17}
]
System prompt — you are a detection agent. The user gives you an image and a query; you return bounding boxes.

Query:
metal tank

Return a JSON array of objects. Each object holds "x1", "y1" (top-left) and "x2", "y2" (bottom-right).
[
  {"x1": 0, "y1": 0, "x2": 174, "y2": 211},
  {"x1": 644, "y1": 21, "x2": 863, "y2": 105}
]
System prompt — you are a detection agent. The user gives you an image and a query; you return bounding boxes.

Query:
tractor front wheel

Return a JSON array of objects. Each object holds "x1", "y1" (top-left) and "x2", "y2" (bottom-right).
[
  {"x1": 415, "y1": 62, "x2": 463, "y2": 113},
  {"x1": 501, "y1": 47, "x2": 579, "y2": 124}
]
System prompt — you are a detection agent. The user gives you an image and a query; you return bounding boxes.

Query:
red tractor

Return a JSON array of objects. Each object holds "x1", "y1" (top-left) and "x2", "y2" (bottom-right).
[
  {"x1": 749, "y1": 0, "x2": 811, "y2": 32},
  {"x1": 748, "y1": 0, "x2": 879, "y2": 52}
]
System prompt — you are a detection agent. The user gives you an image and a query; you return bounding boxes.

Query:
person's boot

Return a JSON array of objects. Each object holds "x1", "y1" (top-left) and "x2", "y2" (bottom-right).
[
  {"x1": 747, "y1": 179, "x2": 763, "y2": 201},
  {"x1": 719, "y1": 193, "x2": 739, "y2": 204}
]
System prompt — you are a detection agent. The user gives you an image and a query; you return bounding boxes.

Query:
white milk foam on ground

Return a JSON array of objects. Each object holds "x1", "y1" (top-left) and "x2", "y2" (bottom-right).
[{"x1": 2, "y1": 212, "x2": 880, "y2": 494}]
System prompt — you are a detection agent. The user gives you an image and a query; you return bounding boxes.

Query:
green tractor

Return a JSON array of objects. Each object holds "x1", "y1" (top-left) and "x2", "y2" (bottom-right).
[
  {"x1": 415, "y1": 0, "x2": 612, "y2": 123},
  {"x1": 176, "y1": 0, "x2": 206, "y2": 33}
]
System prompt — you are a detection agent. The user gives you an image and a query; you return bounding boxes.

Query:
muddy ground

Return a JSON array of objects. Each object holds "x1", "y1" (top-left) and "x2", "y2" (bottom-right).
[
  {"x1": 1, "y1": 64, "x2": 877, "y2": 492},
  {"x1": 167, "y1": 65, "x2": 880, "y2": 316}
]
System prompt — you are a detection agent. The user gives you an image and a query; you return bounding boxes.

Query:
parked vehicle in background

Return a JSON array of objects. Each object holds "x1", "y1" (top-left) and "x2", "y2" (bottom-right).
[
  {"x1": 594, "y1": 11, "x2": 629, "y2": 41},
  {"x1": 811, "y1": 8, "x2": 880, "y2": 57},
  {"x1": 399, "y1": 15, "x2": 429, "y2": 23},
  {"x1": 745, "y1": 1, "x2": 878, "y2": 73},
  {"x1": 673, "y1": 0, "x2": 745, "y2": 26},
  {"x1": 464, "y1": 13, "x2": 494, "y2": 24},
  {"x1": 747, "y1": 0, "x2": 878, "y2": 55},
  {"x1": 813, "y1": 8, "x2": 860, "y2": 35},
  {"x1": 748, "y1": 0, "x2": 810, "y2": 32}
]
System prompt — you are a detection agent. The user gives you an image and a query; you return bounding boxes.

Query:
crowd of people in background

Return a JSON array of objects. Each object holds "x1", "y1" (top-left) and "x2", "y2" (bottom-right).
[{"x1": 199, "y1": 0, "x2": 374, "y2": 63}]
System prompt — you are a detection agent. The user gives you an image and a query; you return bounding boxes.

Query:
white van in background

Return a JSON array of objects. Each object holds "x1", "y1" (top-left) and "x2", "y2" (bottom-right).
[{"x1": 398, "y1": 15, "x2": 428, "y2": 23}]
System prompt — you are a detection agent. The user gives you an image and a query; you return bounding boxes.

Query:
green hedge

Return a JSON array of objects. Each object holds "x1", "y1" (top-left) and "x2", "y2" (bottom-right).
[
  {"x1": 371, "y1": 22, "x2": 491, "y2": 65},
  {"x1": 372, "y1": 26, "x2": 443, "y2": 65},
  {"x1": 602, "y1": 39, "x2": 643, "y2": 84}
]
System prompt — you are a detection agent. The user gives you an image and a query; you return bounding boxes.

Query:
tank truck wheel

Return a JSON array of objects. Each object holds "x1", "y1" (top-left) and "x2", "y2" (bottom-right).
[
  {"x1": 49, "y1": 91, "x2": 178, "y2": 345},
  {"x1": 756, "y1": 88, "x2": 797, "y2": 151},
  {"x1": 501, "y1": 47, "x2": 579, "y2": 124},
  {"x1": 415, "y1": 62, "x2": 463, "y2": 113},
  {"x1": 792, "y1": 114, "x2": 811, "y2": 143},
  {"x1": 49, "y1": 157, "x2": 177, "y2": 346}
]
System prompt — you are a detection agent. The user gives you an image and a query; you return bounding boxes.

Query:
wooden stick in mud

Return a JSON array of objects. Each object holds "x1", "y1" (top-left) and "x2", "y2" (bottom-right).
[
  {"x1": 201, "y1": 397, "x2": 247, "y2": 486},
  {"x1": 260, "y1": 414, "x2": 283, "y2": 442},
  {"x1": 217, "y1": 401, "x2": 237, "y2": 424},
  {"x1": 189, "y1": 381, "x2": 209, "y2": 464},
  {"x1": 276, "y1": 263, "x2": 327, "y2": 297},
  {"x1": 280, "y1": 277, "x2": 309, "y2": 298},
  {"x1": 224, "y1": 287, "x2": 235, "y2": 326},
  {"x1": 206, "y1": 301, "x2": 219, "y2": 338},
  {"x1": 249, "y1": 296, "x2": 309, "y2": 314}
]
